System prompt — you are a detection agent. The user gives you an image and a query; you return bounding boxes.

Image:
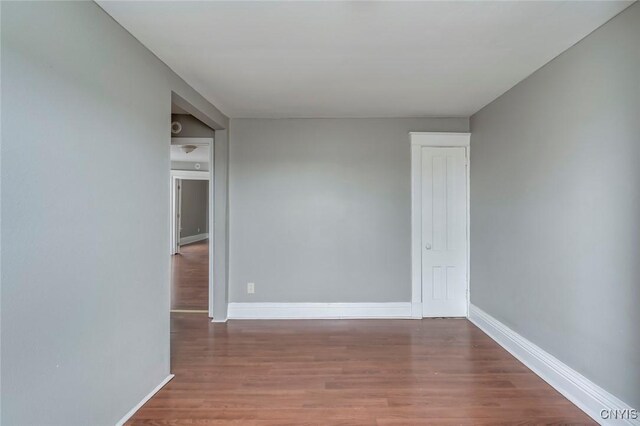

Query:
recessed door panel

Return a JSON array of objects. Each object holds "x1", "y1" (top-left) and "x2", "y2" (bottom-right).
[{"x1": 421, "y1": 147, "x2": 467, "y2": 317}]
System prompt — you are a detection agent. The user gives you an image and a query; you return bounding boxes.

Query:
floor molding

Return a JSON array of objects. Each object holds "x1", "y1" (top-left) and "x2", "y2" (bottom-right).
[
  {"x1": 115, "y1": 374, "x2": 174, "y2": 426},
  {"x1": 227, "y1": 302, "x2": 412, "y2": 319},
  {"x1": 411, "y1": 302, "x2": 423, "y2": 319},
  {"x1": 179, "y1": 233, "x2": 208, "y2": 245},
  {"x1": 468, "y1": 304, "x2": 638, "y2": 426}
]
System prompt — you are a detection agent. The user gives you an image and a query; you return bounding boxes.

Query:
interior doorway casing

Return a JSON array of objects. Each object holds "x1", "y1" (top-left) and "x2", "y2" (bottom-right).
[
  {"x1": 170, "y1": 168, "x2": 211, "y2": 254},
  {"x1": 171, "y1": 92, "x2": 229, "y2": 322},
  {"x1": 410, "y1": 132, "x2": 471, "y2": 319},
  {"x1": 170, "y1": 145, "x2": 213, "y2": 317}
]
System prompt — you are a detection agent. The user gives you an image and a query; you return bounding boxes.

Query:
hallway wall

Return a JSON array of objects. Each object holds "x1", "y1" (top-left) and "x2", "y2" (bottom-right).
[{"x1": 0, "y1": 2, "x2": 227, "y2": 425}]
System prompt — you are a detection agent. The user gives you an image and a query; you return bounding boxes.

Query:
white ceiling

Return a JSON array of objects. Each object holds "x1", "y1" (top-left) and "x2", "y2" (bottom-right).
[
  {"x1": 100, "y1": 1, "x2": 631, "y2": 118},
  {"x1": 170, "y1": 144, "x2": 210, "y2": 163}
]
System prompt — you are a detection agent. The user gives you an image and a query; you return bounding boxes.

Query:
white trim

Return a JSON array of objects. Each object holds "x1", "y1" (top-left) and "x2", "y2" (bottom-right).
[
  {"x1": 410, "y1": 132, "x2": 471, "y2": 147},
  {"x1": 115, "y1": 374, "x2": 174, "y2": 426},
  {"x1": 227, "y1": 303, "x2": 412, "y2": 320},
  {"x1": 469, "y1": 305, "x2": 639, "y2": 426},
  {"x1": 179, "y1": 232, "x2": 208, "y2": 245},
  {"x1": 410, "y1": 143, "x2": 423, "y2": 319},
  {"x1": 207, "y1": 136, "x2": 215, "y2": 319},
  {"x1": 411, "y1": 302, "x2": 422, "y2": 319},
  {"x1": 466, "y1": 143, "x2": 471, "y2": 316},
  {"x1": 171, "y1": 137, "x2": 213, "y2": 145},
  {"x1": 171, "y1": 168, "x2": 209, "y2": 254},
  {"x1": 170, "y1": 177, "x2": 179, "y2": 255},
  {"x1": 170, "y1": 169, "x2": 209, "y2": 180},
  {"x1": 410, "y1": 132, "x2": 471, "y2": 319},
  {"x1": 410, "y1": 132, "x2": 471, "y2": 136}
]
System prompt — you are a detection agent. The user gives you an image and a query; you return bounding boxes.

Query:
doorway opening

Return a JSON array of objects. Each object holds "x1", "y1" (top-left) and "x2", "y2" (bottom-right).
[
  {"x1": 170, "y1": 105, "x2": 214, "y2": 315},
  {"x1": 170, "y1": 173, "x2": 210, "y2": 312}
]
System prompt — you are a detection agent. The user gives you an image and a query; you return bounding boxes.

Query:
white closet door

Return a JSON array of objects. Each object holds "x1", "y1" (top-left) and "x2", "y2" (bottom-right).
[{"x1": 421, "y1": 147, "x2": 468, "y2": 317}]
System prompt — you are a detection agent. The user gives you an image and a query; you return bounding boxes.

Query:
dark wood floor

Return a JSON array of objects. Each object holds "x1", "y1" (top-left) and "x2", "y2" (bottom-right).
[
  {"x1": 127, "y1": 314, "x2": 594, "y2": 425},
  {"x1": 171, "y1": 240, "x2": 208, "y2": 311}
]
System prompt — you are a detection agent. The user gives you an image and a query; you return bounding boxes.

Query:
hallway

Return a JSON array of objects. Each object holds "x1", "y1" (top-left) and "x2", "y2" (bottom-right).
[{"x1": 171, "y1": 240, "x2": 209, "y2": 311}]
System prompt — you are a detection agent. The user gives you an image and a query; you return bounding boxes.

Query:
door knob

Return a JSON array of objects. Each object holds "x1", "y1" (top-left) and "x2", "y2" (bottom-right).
[{"x1": 425, "y1": 243, "x2": 432, "y2": 250}]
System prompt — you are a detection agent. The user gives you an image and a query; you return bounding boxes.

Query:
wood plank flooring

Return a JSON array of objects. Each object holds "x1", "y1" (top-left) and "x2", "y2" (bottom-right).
[
  {"x1": 127, "y1": 314, "x2": 595, "y2": 425},
  {"x1": 171, "y1": 240, "x2": 208, "y2": 311}
]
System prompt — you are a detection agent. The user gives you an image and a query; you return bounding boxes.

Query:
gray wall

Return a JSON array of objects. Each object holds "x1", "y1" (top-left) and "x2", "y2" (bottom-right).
[
  {"x1": 171, "y1": 161, "x2": 209, "y2": 171},
  {"x1": 229, "y1": 118, "x2": 468, "y2": 303},
  {"x1": 470, "y1": 3, "x2": 639, "y2": 408},
  {"x1": 180, "y1": 180, "x2": 209, "y2": 238},
  {"x1": 0, "y1": 2, "x2": 227, "y2": 425}
]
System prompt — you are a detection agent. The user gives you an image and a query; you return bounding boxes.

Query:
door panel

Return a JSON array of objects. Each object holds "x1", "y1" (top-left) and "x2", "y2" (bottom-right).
[{"x1": 421, "y1": 147, "x2": 467, "y2": 317}]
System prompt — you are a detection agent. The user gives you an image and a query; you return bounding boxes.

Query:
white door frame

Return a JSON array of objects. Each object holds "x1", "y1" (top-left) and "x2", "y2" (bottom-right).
[
  {"x1": 171, "y1": 177, "x2": 182, "y2": 255},
  {"x1": 410, "y1": 132, "x2": 470, "y2": 319},
  {"x1": 170, "y1": 138, "x2": 214, "y2": 317},
  {"x1": 170, "y1": 170, "x2": 209, "y2": 253}
]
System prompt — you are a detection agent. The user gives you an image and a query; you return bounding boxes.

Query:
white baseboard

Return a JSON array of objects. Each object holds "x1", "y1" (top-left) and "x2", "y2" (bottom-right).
[
  {"x1": 227, "y1": 302, "x2": 412, "y2": 319},
  {"x1": 469, "y1": 304, "x2": 638, "y2": 426},
  {"x1": 115, "y1": 374, "x2": 174, "y2": 426},
  {"x1": 411, "y1": 302, "x2": 423, "y2": 318},
  {"x1": 179, "y1": 233, "x2": 208, "y2": 245}
]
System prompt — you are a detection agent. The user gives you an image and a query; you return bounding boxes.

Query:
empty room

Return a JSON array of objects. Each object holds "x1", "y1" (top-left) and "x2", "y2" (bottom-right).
[{"x1": 1, "y1": 1, "x2": 638, "y2": 425}]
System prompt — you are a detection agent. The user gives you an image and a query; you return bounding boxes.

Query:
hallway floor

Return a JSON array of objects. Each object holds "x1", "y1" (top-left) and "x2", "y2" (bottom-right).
[
  {"x1": 126, "y1": 314, "x2": 594, "y2": 425},
  {"x1": 171, "y1": 239, "x2": 208, "y2": 311}
]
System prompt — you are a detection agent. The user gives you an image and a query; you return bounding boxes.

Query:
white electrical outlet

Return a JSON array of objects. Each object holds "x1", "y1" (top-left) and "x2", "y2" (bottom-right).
[{"x1": 247, "y1": 282, "x2": 255, "y2": 294}]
